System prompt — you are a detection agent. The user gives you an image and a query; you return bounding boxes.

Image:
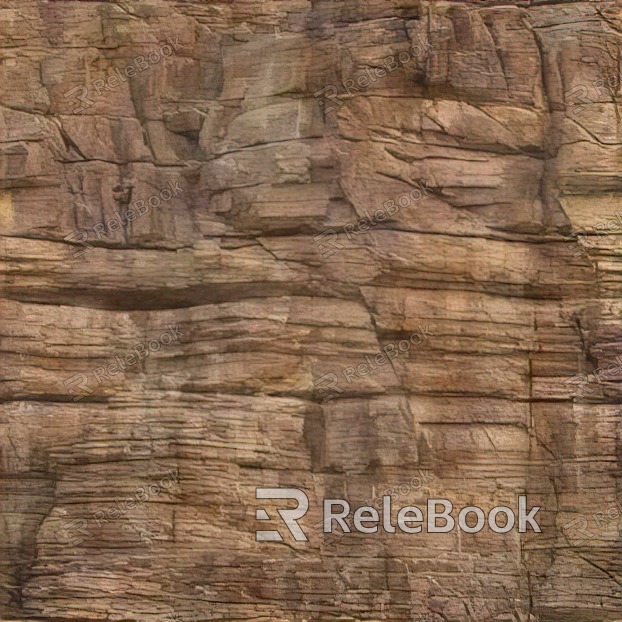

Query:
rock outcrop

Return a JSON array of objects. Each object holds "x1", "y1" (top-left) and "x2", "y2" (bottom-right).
[{"x1": 1, "y1": 1, "x2": 621, "y2": 620}]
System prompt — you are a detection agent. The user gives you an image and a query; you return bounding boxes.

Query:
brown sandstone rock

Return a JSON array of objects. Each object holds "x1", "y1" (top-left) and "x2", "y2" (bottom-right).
[{"x1": 0, "y1": 1, "x2": 620, "y2": 621}]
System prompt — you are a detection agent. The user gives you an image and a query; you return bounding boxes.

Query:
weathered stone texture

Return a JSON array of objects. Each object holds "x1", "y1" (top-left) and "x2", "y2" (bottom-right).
[{"x1": 0, "y1": 1, "x2": 621, "y2": 621}]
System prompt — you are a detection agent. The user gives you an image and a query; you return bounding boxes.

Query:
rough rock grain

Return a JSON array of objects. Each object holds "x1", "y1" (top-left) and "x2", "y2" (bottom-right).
[{"x1": 0, "y1": 1, "x2": 621, "y2": 621}]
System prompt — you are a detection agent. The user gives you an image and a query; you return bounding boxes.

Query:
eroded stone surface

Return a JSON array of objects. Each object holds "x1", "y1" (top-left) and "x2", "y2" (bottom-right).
[{"x1": 0, "y1": 1, "x2": 621, "y2": 621}]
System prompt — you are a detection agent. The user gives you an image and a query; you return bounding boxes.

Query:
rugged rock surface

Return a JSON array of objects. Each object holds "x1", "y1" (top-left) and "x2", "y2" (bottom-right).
[{"x1": 1, "y1": 1, "x2": 621, "y2": 621}]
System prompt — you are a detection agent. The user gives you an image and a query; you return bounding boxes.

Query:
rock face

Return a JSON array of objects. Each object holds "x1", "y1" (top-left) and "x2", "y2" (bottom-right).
[{"x1": 1, "y1": 1, "x2": 621, "y2": 621}]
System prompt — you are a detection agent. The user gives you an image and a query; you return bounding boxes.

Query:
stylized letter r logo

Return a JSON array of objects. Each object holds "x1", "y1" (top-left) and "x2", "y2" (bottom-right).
[{"x1": 255, "y1": 488, "x2": 309, "y2": 542}]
